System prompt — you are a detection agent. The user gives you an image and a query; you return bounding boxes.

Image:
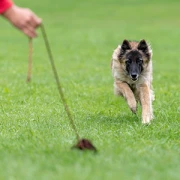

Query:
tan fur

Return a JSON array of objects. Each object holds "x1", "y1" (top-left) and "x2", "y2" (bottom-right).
[{"x1": 111, "y1": 40, "x2": 154, "y2": 124}]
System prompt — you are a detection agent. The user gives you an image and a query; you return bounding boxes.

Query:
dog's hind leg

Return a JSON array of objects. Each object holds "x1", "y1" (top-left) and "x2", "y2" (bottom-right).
[
  {"x1": 139, "y1": 83, "x2": 152, "y2": 124},
  {"x1": 114, "y1": 81, "x2": 137, "y2": 113}
]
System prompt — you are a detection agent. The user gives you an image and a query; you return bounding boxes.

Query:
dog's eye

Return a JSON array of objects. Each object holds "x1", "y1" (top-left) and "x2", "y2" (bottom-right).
[
  {"x1": 137, "y1": 58, "x2": 143, "y2": 63},
  {"x1": 125, "y1": 59, "x2": 131, "y2": 64}
]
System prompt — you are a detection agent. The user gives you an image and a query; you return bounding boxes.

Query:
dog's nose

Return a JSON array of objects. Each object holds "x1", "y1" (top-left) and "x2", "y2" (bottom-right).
[{"x1": 131, "y1": 73, "x2": 138, "y2": 79}]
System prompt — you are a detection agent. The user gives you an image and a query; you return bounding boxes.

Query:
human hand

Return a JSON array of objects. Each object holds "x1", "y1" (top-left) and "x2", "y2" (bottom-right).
[{"x1": 3, "y1": 5, "x2": 42, "y2": 38}]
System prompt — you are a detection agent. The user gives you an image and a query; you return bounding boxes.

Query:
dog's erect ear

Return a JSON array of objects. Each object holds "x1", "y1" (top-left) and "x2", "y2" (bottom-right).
[
  {"x1": 138, "y1": 39, "x2": 151, "y2": 59},
  {"x1": 138, "y1": 40, "x2": 148, "y2": 52},
  {"x1": 121, "y1": 39, "x2": 131, "y2": 51},
  {"x1": 119, "y1": 40, "x2": 131, "y2": 59}
]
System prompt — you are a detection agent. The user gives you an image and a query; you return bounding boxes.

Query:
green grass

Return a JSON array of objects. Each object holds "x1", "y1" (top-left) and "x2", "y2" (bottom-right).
[{"x1": 0, "y1": 0, "x2": 180, "y2": 179}]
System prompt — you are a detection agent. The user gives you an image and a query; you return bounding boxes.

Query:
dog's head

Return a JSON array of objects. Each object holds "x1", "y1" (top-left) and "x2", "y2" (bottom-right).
[{"x1": 118, "y1": 39, "x2": 152, "y2": 81}]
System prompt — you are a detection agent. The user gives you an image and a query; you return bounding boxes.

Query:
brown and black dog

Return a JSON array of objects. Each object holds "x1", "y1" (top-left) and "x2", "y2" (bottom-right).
[{"x1": 111, "y1": 39, "x2": 154, "y2": 124}]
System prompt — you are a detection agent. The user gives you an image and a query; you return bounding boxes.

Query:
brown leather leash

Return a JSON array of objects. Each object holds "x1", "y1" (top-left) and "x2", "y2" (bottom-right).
[{"x1": 26, "y1": 24, "x2": 97, "y2": 152}]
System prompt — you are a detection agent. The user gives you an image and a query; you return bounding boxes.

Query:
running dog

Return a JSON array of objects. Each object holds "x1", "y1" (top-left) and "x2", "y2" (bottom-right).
[{"x1": 111, "y1": 39, "x2": 154, "y2": 124}]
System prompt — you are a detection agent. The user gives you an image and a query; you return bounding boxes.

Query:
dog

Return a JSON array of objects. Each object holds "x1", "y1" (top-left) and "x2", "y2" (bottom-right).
[{"x1": 111, "y1": 39, "x2": 154, "y2": 124}]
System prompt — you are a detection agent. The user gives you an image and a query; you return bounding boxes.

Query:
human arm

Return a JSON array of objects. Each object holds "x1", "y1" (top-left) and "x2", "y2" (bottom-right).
[{"x1": 0, "y1": 0, "x2": 42, "y2": 38}]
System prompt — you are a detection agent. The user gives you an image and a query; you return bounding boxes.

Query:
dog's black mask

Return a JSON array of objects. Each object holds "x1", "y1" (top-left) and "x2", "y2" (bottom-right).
[{"x1": 125, "y1": 50, "x2": 143, "y2": 81}]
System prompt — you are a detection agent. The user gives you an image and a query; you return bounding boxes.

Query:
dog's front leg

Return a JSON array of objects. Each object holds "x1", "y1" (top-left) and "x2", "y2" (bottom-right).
[
  {"x1": 115, "y1": 81, "x2": 137, "y2": 113},
  {"x1": 139, "y1": 83, "x2": 152, "y2": 124}
]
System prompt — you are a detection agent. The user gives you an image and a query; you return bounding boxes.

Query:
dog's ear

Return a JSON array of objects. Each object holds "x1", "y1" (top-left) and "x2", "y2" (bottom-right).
[
  {"x1": 119, "y1": 40, "x2": 131, "y2": 59},
  {"x1": 121, "y1": 39, "x2": 131, "y2": 51},
  {"x1": 138, "y1": 39, "x2": 151, "y2": 58},
  {"x1": 138, "y1": 39, "x2": 148, "y2": 52}
]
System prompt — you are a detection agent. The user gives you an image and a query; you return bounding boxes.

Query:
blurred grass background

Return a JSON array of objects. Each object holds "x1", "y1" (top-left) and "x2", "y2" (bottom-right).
[{"x1": 0, "y1": 0, "x2": 180, "y2": 179}]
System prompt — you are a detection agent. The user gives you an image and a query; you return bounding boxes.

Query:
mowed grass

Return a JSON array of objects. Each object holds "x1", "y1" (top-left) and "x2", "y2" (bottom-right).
[{"x1": 0, "y1": 0, "x2": 180, "y2": 179}]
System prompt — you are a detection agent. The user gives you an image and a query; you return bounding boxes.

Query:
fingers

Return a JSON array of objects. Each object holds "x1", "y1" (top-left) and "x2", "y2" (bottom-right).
[
  {"x1": 24, "y1": 12, "x2": 42, "y2": 38},
  {"x1": 23, "y1": 16, "x2": 42, "y2": 38},
  {"x1": 22, "y1": 26, "x2": 37, "y2": 38},
  {"x1": 27, "y1": 11, "x2": 41, "y2": 27},
  {"x1": 3, "y1": 5, "x2": 42, "y2": 38},
  {"x1": 31, "y1": 14, "x2": 42, "y2": 28},
  {"x1": 24, "y1": 18, "x2": 42, "y2": 38}
]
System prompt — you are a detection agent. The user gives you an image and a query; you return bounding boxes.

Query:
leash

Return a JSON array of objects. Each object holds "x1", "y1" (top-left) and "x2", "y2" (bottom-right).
[
  {"x1": 40, "y1": 24, "x2": 80, "y2": 141},
  {"x1": 27, "y1": 24, "x2": 97, "y2": 151},
  {"x1": 26, "y1": 38, "x2": 33, "y2": 82}
]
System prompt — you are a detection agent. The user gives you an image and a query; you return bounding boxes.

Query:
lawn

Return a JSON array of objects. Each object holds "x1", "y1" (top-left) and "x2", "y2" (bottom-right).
[{"x1": 0, "y1": 0, "x2": 180, "y2": 179}]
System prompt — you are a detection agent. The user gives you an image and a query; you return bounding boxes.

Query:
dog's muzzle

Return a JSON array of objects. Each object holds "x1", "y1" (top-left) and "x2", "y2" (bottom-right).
[{"x1": 130, "y1": 73, "x2": 139, "y2": 81}]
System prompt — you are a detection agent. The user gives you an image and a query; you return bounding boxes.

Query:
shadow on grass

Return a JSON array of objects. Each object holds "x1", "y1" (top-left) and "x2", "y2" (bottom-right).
[{"x1": 87, "y1": 111, "x2": 141, "y2": 126}]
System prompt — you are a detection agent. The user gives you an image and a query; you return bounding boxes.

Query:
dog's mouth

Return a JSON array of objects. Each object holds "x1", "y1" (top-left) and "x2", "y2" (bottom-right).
[
  {"x1": 131, "y1": 77, "x2": 138, "y2": 82},
  {"x1": 130, "y1": 74, "x2": 139, "y2": 82}
]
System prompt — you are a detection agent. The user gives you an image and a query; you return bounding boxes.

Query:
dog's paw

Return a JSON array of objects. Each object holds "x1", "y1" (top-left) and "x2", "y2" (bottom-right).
[
  {"x1": 130, "y1": 106, "x2": 137, "y2": 114},
  {"x1": 142, "y1": 114, "x2": 152, "y2": 124},
  {"x1": 127, "y1": 100, "x2": 137, "y2": 114},
  {"x1": 142, "y1": 119, "x2": 151, "y2": 125}
]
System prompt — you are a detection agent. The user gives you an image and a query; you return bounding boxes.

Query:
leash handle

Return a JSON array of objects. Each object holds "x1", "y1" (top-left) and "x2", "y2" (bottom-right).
[
  {"x1": 40, "y1": 24, "x2": 80, "y2": 141},
  {"x1": 26, "y1": 38, "x2": 33, "y2": 82}
]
